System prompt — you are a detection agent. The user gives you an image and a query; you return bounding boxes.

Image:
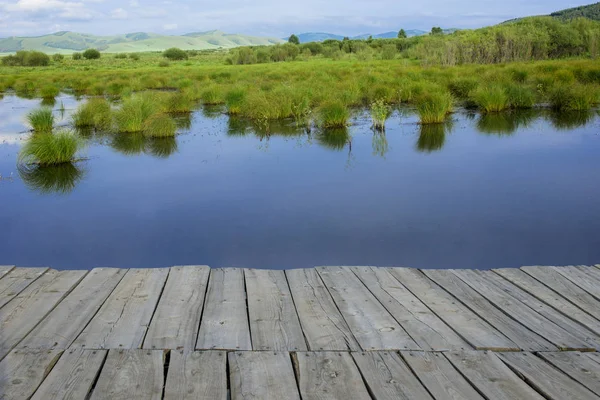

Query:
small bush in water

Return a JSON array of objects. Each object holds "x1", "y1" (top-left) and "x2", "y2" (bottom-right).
[{"x1": 370, "y1": 99, "x2": 391, "y2": 131}]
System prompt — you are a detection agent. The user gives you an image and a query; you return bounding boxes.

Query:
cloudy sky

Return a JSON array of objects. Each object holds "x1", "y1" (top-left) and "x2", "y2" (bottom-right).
[{"x1": 0, "y1": 0, "x2": 593, "y2": 38}]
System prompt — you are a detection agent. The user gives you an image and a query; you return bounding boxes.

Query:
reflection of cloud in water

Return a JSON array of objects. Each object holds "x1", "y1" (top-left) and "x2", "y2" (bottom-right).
[
  {"x1": 0, "y1": 94, "x2": 79, "y2": 134},
  {"x1": 18, "y1": 162, "x2": 86, "y2": 195},
  {"x1": 0, "y1": 132, "x2": 30, "y2": 146}
]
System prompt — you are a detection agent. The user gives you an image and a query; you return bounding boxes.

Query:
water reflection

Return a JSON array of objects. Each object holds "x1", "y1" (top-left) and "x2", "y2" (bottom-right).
[
  {"x1": 40, "y1": 98, "x2": 57, "y2": 108},
  {"x1": 110, "y1": 133, "x2": 178, "y2": 158},
  {"x1": 201, "y1": 105, "x2": 225, "y2": 119},
  {"x1": 372, "y1": 131, "x2": 389, "y2": 157},
  {"x1": 476, "y1": 110, "x2": 536, "y2": 135},
  {"x1": 416, "y1": 123, "x2": 452, "y2": 153},
  {"x1": 546, "y1": 111, "x2": 594, "y2": 130},
  {"x1": 227, "y1": 117, "x2": 308, "y2": 140},
  {"x1": 18, "y1": 163, "x2": 86, "y2": 195},
  {"x1": 173, "y1": 113, "x2": 192, "y2": 131},
  {"x1": 317, "y1": 128, "x2": 351, "y2": 151}
]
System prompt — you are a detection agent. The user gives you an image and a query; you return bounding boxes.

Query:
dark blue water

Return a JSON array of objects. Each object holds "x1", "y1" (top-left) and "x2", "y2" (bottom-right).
[{"x1": 1, "y1": 95, "x2": 599, "y2": 270}]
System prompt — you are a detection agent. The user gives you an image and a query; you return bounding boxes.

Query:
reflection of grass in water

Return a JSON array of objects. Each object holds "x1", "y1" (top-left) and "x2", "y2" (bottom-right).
[
  {"x1": 110, "y1": 132, "x2": 177, "y2": 158},
  {"x1": 546, "y1": 110, "x2": 594, "y2": 130},
  {"x1": 227, "y1": 117, "x2": 306, "y2": 139},
  {"x1": 476, "y1": 110, "x2": 536, "y2": 135},
  {"x1": 372, "y1": 131, "x2": 389, "y2": 157},
  {"x1": 416, "y1": 123, "x2": 451, "y2": 153},
  {"x1": 40, "y1": 97, "x2": 56, "y2": 108},
  {"x1": 173, "y1": 113, "x2": 192, "y2": 130},
  {"x1": 201, "y1": 105, "x2": 225, "y2": 119},
  {"x1": 18, "y1": 162, "x2": 85, "y2": 195},
  {"x1": 227, "y1": 117, "x2": 253, "y2": 137},
  {"x1": 317, "y1": 128, "x2": 350, "y2": 151}
]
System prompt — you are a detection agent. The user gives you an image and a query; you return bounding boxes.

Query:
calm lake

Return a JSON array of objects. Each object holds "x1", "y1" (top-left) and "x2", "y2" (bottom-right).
[{"x1": 1, "y1": 94, "x2": 599, "y2": 270}]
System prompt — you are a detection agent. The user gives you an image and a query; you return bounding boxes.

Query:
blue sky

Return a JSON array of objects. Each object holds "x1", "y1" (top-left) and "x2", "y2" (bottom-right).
[{"x1": 0, "y1": 0, "x2": 593, "y2": 37}]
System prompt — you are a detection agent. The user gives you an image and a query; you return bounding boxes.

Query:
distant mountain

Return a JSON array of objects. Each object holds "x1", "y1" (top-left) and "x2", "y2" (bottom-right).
[
  {"x1": 504, "y1": 2, "x2": 600, "y2": 23},
  {"x1": 294, "y1": 29, "x2": 441, "y2": 43},
  {"x1": 0, "y1": 30, "x2": 284, "y2": 54}
]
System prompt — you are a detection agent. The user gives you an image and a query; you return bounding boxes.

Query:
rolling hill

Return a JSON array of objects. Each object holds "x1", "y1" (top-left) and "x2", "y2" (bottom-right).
[
  {"x1": 504, "y1": 2, "x2": 600, "y2": 23},
  {"x1": 0, "y1": 30, "x2": 284, "y2": 54},
  {"x1": 295, "y1": 30, "x2": 430, "y2": 43}
]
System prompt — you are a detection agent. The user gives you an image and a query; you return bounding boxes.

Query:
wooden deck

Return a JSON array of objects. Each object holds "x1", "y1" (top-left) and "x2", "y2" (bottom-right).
[{"x1": 1, "y1": 264, "x2": 599, "y2": 399}]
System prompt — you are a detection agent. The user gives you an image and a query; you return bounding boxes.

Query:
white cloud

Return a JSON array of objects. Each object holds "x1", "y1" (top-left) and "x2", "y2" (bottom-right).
[
  {"x1": 163, "y1": 23, "x2": 177, "y2": 31},
  {"x1": 110, "y1": 7, "x2": 128, "y2": 19}
]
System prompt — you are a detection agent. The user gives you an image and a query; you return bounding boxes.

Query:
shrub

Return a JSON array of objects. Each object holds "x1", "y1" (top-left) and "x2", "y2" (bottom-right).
[
  {"x1": 52, "y1": 53, "x2": 64, "y2": 62},
  {"x1": 72, "y1": 52, "x2": 82, "y2": 60},
  {"x1": 370, "y1": 99, "x2": 391, "y2": 130},
  {"x1": 163, "y1": 47, "x2": 188, "y2": 60},
  {"x1": 318, "y1": 101, "x2": 349, "y2": 128},
  {"x1": 381, "y1": 44, "x2": 397, "y2": 60},
  {"x1": 82, "y1": 49, "x2": 101, "y2": 59},
  {"x1": 129, "y1": 53, "x2": 140, "y2": 60},
  {"x1": 158, "y1": 60, "x2": 170, "y2": 67},
  {"x1": 115, "y1": 53, "x2": 128, "y2": 59},
  {"x1": 416, "y1": 92, "x2": 453, "y2": 124},
  {"x1": 18, "y1": 129, "x2": 83, "y2": 166},
  {"x1": 2, "y1": 51, "x2": 50, "y2": 66},
  {"x1": 225, "y1": 88, "x2": 247, "y2": 114},
  {"x1": 472, "y1": 85, "x2": 509, "y2": 113},
  {"x1": 143, "y1": 113, "x2": 177, "y2": 137},
  {"x1": 27, "y1": 108, "x2": 54, "y2": 133}
]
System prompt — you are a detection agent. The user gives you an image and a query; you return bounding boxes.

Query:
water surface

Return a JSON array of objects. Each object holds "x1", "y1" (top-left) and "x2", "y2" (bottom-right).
[{"x1": 1, "y1": 94, "x2": 599, "y2": 270}]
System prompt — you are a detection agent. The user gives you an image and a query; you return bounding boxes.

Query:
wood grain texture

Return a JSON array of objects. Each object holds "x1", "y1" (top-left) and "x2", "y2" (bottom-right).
[
  {"x1": 245, "y1": 269, "x2": 307, "y2": 351},
  {"x1": 196, "y1": 268, "x2": 251, "y2": 350},
  {"x1": 452, "y1": 269, "x2": 598, "y2": 351},
  {"x1": 31, "y1": 349, "x2": 107, "y2": 400},
  {"x1": 551, "y1": 266, "x2": 600, "y2": 301},
  {"x1": 423, "y1": 269, "x2": 555, "y2": 351},
  {"x1": 286, "y1": 268, "x2": 360, "y2": 351},
  {"x1": 20, "y1": 268, "x2": 125, "y2": 350},
  {"x1": 144, "y1": 266, "x2": 210, "y2": 350},
  {"x1": 352, "y1": 267, "x2": 470, "y2": 351},
  {"x1": 72, "y1": 268, "x2": 169, "y2": 349},
  {"x1": 90, "y1": 349, "x2": 164, "y2": 400},
  {"x1": 499, "y1": 267, "x2": 600, "y2": 335},
  {"x1": 388, "y1": 267, "x2": 517, "y2": 351},
  {"x1": 0, "y1": 269, "x2": 87, "y2": 359},
  {"x1": 445, "y1": 351, "x2": 545, "y2": 400},
  {"x1": 317, "y1": 267, "x2": 419, "y2": 350},
  {"x1": 0, "y1": 267, "x2": 48, "y2": 309},
  {"x1": 352, "y1": 351, "x2": 434, "y2": 400},
  {"x1": 0, "y1": 349, "x2": 63, "y2": 400},
  {"x1": 538, "y1": 352, "x2": 600, "y2": 396},
  {"x1": 228, "y1": 351, "x2": 300, "y2": 400},
  {"x1": 497, "y1": 352, "x2": 599, "y2": 400},
  {"x1": 297, "y1": 352, "x2": 371, "y2": 400},
  {"x1": 0, "y1": 265, "x2": 15, "y2": 279},
  {"x1": 401, "y1": 351, "x2": 484, "y2": 400},
  {"x1": 164, "y1": 350, "x2": 227, "y2": 400}
]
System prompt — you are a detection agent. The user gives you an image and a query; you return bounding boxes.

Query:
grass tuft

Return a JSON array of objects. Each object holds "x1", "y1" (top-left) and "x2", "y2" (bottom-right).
[
  {"x1": 18, "y1": 129, "x2": 83, "y2": 166},
  {"x1": 416, "y1": 92, "x2": 453, "y2": 124},
  {"x1": 27, "y1": 108, "x2": 54, "y2": 133},
  {"x1": 114, "y1": 94, "x2": 160, "y2": 132},
  {"x1": 472, "y1": 85, "x2": 509, "y2": 113},
  {"x1": 370, "y1": 99, "x2": 391, "y2": 130},
  {"x1": 143, "y1": 113, "x2": 177, "y2": 137},
  {"x1": 225, "y1": 88, "x2": 247, "y2": 115},
  {"x1": 318, "y1": 101, "x2": 349, "y2": 128}
]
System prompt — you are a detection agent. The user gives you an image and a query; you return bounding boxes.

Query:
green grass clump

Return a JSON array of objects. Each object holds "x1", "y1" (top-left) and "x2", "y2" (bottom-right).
[
  {"x1": 27, "y1": 108, "x2": 54, "y2": 133},
  {"x1": 200, "y1": 87, "x2": 222, "y2": 105},
  {"x1": 72, "y1": 98, "x2": 112, "y2": 130},
  {"x1": 370, "y1": 99, "x2": 391, "y2": 130},
  {"x1": 143, "y1": 113, "x2": 177, "y2": 137},
  {"x1": 163, "y1": 92, "x2": 194, "y2": 113},
  {"x1": 18, "y1": 129, "x2": 83, "y2": 166},
  {"x1": 225, "y1": 88, "x2": 247, "y2": 114},
  {"x1": 448, "y1": 78, "x2": 478, "y2": 98},
  {"x1": 40, "y1": 85, "x2": 59, "y2": 99},
  {"x1": 472, "y1": 86, "x2": 509, "y2": 113},
  {"x1": 318, "y1": 101, "x2": 349, "y2": 128},
  {"x1": 114, "y1": 94, "x2": 160, "y2": 132},
  {"x1": 415, "y1": 92, "x2": 453, "y2": 124},
  {"x1": 549, "y1": 85, "x2": 597, "y2": 111},
  {"x1": 505, "y1": 85, "x2": 535, "y2": 109}
]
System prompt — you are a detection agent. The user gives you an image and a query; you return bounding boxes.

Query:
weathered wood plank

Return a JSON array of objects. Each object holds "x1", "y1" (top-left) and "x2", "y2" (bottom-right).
[
  {"x1": 317, "y1": 266, "x2": 420, "y2": 350},
  {"x1": 90, "y1": 349, "x2": 164, "y2": 400},
  {"x1": 31, "y1": 349, "x2": 107, "y2": 400},
  {"x1": 587, "y1": 353, "x2": 600, "y2": 365},
  {"x1": 164, "y1": 350, "x2": 227, "y2": 400},
  {"x1": 0, "y1": 269, "x2": 87, "y2": 359},
  {"x1": 445, "y1": 351, "x2": 545, "y2": 400},
  {"x1": 0, "y1": 265, "x2": 15, "y2": 278},
  {"x1": 0, "y1": 349, "x2": 63, "y2": 400},
  {"x1": 387, "y1": 267, "x2": 517, "y2": 351},
  {"x1": 352, "y1": 351, "x2": 434, "y2": 400},
  {"x1": 401, "y1": 351, "x2": 484, "y2": 400},
  {"x1": 286, "y1": 268, "x2": 360, "y2": 351},
  {"x1": 423, "y1": 269, "x2": 556, "y2": 351},
  {"x1": 552, "y1": 266, "x2": 600, "y2": 301},
  {"x1": 538, "y1": 352, "x2": 600, "y2": 396},
  {"x1": 352, "y1": 267, "x2": 470, "y2": 351},
  {"x1": 19, "y1": 268, "x2": 125, "y2": 350},
  {"x1": 228, "y1": 351, "x2": 300, "y2": 400},
  {"x1": 498, "y1": 267, "x2": 600, "y2": 335},
  {"x1": 452, "y1": 269, "x2": 598, "y2": 351},
  {"x1": 297, "y1": 352, "x2": 371, "y2": 400},
  {"x1": 72, "y1": 268, "x2": 169, "y2": 349},
  {"x1": 144, "y1": 265, "x2": 210, "y2": 350},
  {"x1": 245, "y1": 269, "x2": 307, "y2": 351},
  {"x1": 0, "y1": 267, "x2": 47, "y2": 309},
  {"x1": 196, "y1": 268, "x2": 251, "y2": 350},
  {"x1": 497, "y1": 352, "x2": 599, "y2": 400}
]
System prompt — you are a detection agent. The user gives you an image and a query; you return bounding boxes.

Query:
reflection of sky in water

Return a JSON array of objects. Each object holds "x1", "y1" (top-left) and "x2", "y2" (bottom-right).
[{"x1": 0, "y1": 95, "x2": 599, "y2": 271}]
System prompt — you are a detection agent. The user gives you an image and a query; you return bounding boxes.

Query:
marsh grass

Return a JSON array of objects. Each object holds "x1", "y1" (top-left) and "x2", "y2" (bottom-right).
[
  {"x1": 416, "y1": 92, "x2": 453, "y2": 124},
  {"x1": 225, "y1": 88, "x2": 247, "y2": 115},
  {"x1": 27, "y1": 108, "x2": 54, "y2": 133},
  {"x1": 72, "y1": 98, "x2": 112, "y2": 131},
  {"x1": 163, "y1": 92, "x2": 194, "y2": 113},
  {"x1": 143, "y1": 113, "x2": 177, "y2": 137},
  {"x1": 370, "y1": 99, "x2": 391, "y2": 131},
  {"x1": 505, "y1": 85, "x2": 535, "y2": 109},
  {"x1": 472, "y1": 86, "x2": 509, "y2": 112},
  {"x1": 549, "y1": 85, "x2": 596, "y2": 111},
  {"x1": 40, "y1": 85, "x2": 59, "y2": 99},
  {"x1": 201, "y1": 87, "x2": 222, "y2": 105},
  {"x1": 318, "y1": 101, "x2": 349, "y2": 128},
  {"x1": 114, "y1": 94, "x2": 160, "y2": 132},
  {"x1": 18, "y1": 129, "x2": 83, "y2": 166}
]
